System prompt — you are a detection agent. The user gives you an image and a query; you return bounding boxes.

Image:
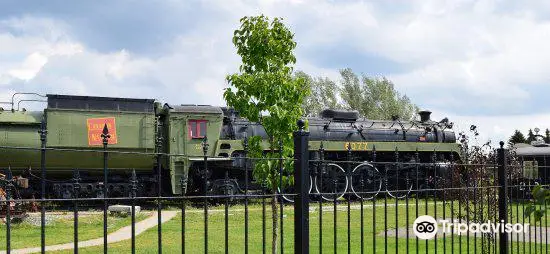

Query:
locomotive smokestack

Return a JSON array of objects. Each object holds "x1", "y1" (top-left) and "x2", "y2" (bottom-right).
[{"x1": 419, "y1": 110, "x2": 432, "y2": 122}]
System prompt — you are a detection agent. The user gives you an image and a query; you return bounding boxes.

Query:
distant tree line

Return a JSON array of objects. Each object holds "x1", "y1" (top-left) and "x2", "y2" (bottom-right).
[
  {"x1": 508, "y1": 128, "x2": 550, "y2": 146},
  {"x1": 298, "y1": 68, "x2": 419, "y2": 120}
]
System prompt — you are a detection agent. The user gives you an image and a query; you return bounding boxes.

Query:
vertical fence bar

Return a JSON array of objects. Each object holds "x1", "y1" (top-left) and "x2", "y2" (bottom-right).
[
  {"x1": 279, "y1": 140, "x2": 284, "y2": 254},
  {"x1": 521, "y1": 157, "x2": 527, "y2": 254},
  {"x1": 318, "y1": 142, "x2": 324, "y2": 254},
  {"x1": 39, "y1": 119, "x2": 47, "y2": 253},
  {"x1": 333, "y1": 169, "x2": 337, "y2": 254},
  {"x1": 384, "y1": 155, "x2": 388, "y2": 254},
  {"x1": 180, "y1": 177, "x2": 186, "y2": 254},
  {"x1": 347, "y1": 144, "x2": 352, "y2": 254},
  {"x1": 5, "y1": 169, "x2": 12, "y2": 254},
  {"x1": 225, "y1": 170, "x2": 230, "y2": 254},
  {"x1": 360, "y1": 173, "x2": 364, "y2": 254},
  {"x1": 440, "y1": 153, "x2": 447, "y2": 253},
  {"x1": 262, "y1": 182, "x2": 266, "y2": 254},
  {"x1": 101, "y1": 124, "x2": 110, "y2": 254},
  {"x1": 202, "y1": 136, "x2": 209, "y2": 254},
  {"x1": 405, "y1": 159, "x2": 409, "y2": 254},
  {"x1": 544, "y1": 155, "x2": 548, "y2": 254},
  {"x1": 514, "y1": 157, "x2": 519, "y2": 254},
  {"x1": 157, "y1": 127, "x2": 163, "y2": 254},
  {"x1": 372, "y1": 146, "x2": 377, "y2": 253},
  {"x1": 73, "y1": 169, "x2": 81, "y2": 254},
  {"x1": 424, "y1": 152, "x2": 429, "y2": 254},
  {"x1": 243, "y1": 136, "x2": 249, "y2": 254},
  {"x1": 293, "y1": 120, "x2": 309, "y2": 254},
  {"x1": 449, "y1": 153, "x2": 455, "y2": 254},
  {"x1": 130, "y1": 170, "x2": 137, "y2": 254},
  {"x1": 497, "y1": 141, "x2": 508, "y2": 254},
  {"x1": 432, "y1": 148, "x2": 440, "y2": 254},
  {"x1": 394, "y1": 148, "x2": 399, "y2": 254},
  {"x1": 415, "y1": 148, "x2": 419, "y2": 254}
]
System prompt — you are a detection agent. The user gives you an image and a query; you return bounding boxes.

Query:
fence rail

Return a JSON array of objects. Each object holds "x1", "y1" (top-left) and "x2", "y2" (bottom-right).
[{"x1": 0, "y1": 125, "x2": 549, "y2": 254}]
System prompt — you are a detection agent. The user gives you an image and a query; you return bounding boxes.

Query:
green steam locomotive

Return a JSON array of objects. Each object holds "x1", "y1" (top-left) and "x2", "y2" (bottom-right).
[{"x1": 0, "y1": 93, "x2": 462, "y2": 201}]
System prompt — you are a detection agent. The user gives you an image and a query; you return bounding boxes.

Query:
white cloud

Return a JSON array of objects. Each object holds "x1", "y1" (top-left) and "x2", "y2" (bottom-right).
[
  {"x1": 1, "y1": 0, "x2": 550, "y2": 141},
  {"x1": 7, "y1": 52, "x2": 48, "y2": 80}
]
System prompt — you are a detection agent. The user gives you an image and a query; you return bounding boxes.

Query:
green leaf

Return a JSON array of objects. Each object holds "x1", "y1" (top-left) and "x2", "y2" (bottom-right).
[{"x1": 226, "y1": 15, "x2": 305, "y2": 190}]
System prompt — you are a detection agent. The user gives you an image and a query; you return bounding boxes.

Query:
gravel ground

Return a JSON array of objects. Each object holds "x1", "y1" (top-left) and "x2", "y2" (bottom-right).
[{"x1": 19, "y1": 212, "x2": 95, "y2": 226}]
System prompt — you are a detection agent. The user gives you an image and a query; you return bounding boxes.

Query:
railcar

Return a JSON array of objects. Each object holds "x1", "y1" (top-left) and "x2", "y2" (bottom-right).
[{"x1": 512, "y1": 135, "x2": 550, "y2": 198}]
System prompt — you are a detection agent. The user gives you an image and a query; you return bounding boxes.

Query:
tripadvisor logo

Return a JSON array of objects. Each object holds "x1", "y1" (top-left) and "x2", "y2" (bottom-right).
[
  {"x1": 413, "y1": 215, "x2": 438, "y2": 240},
  {"x1": 413, "y1": 215, "x2": 530, "y2": 240}
]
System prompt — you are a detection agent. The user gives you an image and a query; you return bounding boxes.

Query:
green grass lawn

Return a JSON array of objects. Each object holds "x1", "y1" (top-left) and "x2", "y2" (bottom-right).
[
  {"x1": 0, "y1": 211, "x2": 149, "y2": 250},
  {"x1": 49, "y1": 198, "x2": 549, "y2": 254}
]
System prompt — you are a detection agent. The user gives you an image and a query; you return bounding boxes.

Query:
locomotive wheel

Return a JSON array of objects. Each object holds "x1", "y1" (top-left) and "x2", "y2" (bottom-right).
[
  {"x1": 385, "y1": 166, "x2": 413, "y2": 199},
  {"x1": 314, "y1": 163, "x2": 349, "y2": 202},
  {"x1": 277, "y1": 176, "x2": 313, "y2": 203},
  {"x1": 212, "y1": 179, "x2": 238, "y2": 203},
  {"x1": 350, "y1": 163, "x2": 382, "y2": 200}
]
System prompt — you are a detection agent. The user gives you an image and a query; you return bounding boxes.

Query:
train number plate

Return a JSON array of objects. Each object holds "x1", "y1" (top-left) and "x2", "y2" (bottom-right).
[
  {"x1": 87, "y1": 117, "x2": 118, "y2": 146},
  {"x1": 344, "y1": 142, "x2": 368, "y2": 150}
]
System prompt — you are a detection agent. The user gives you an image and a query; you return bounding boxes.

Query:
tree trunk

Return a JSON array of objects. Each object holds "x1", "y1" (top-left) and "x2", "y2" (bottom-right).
[{"x1": 272, "y1": 186, "x2": 279, "y2": 254}]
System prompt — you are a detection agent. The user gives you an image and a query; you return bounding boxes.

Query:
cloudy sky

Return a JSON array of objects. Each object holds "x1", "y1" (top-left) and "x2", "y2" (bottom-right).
[{"x1": 1, "y1": 0, "x2": 549, "y2": 144}]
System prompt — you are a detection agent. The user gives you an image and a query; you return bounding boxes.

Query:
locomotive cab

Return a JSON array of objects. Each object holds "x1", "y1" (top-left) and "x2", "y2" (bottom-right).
[{"x1": 161, "y1": 104, "x2": 225, "y2": 194}]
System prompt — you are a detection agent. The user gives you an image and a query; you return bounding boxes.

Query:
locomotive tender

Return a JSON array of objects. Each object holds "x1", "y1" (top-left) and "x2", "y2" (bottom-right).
[{"x1": 0, "y1": 93, "x2": 462, "y2": 200}]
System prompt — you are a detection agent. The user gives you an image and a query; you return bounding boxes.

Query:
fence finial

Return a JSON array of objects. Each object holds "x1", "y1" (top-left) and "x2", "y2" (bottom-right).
[
  {"x1": 101, "y1": 124, "x2": 111, "y2": 145},
  {"x1": 297, "y1": 119, "x2": 305, "y2": 131},
  {"x1": 202, "y1": 136, "x2": 209, "y2": 155},
  {"x1": 499, "y1": 141, "x2": 504, "y2": 149}
]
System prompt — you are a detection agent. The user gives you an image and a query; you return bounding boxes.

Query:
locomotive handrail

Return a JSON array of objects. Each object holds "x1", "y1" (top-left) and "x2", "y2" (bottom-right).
[
  {"x1": 11, "y1": 92, "x2": 46, "y2": 111},
  {"x1": 17, "y1": 99, "x2": 47, "y2": 111}
]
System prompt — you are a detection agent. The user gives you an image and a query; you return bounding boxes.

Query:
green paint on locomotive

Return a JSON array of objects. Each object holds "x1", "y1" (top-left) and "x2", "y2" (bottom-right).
[
  {"x1": 43, "y1": 108, "x2": 157, "y2": 175},
  {"x1": 0, "y1": 95, "x2": 158, "y2": 178},
  {"x1": 161, "y1": 104, "x2": 227, "y2": 194},
  {"x1": 0, "y1": 110, "x2": 42, "y2": 170}
]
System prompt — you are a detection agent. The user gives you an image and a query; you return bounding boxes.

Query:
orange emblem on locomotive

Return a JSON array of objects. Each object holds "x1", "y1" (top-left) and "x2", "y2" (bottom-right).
[{"x1": 87, "y1": 117, "x2": 118, "y2": 146}]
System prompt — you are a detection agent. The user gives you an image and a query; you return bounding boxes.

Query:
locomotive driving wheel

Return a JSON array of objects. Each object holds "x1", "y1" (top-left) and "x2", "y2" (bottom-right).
[
  {"x1": 384, "y1": 164, "x2": 413, "y2": 199},
  {"x1": 350, "y1": 162, "x2": 382, "y2": 200},
  {"x1": 277, "y1": 176, "x2": 313, "y2": 203},
  {"x1": 314, "y1": 163, "x2": 349, "y2": 201}
]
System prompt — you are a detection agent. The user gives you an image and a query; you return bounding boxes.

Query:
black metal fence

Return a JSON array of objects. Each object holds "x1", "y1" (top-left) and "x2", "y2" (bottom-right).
[{"x1": 0, "y1": 125, "x2": 549, "y2": 253}]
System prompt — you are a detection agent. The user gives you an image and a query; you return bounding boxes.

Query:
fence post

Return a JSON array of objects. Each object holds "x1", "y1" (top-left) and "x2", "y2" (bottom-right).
[
  {"x1": 101, "y1": 124, "x2": 110, "y2": 254},
  {"x1": 73, "y1": 169, "x2": 81, "y2": 254},
  {"x1": 6, "y1": 168, "x2": 12, "y2": 253},
  {"x1": 497, "y1": 141, "x2": 508, "y2": 254},
  {"x1": 156, "y1": 121, "x2": 163, "y2": 254},
  {"x1": 294, "y1": 119, "x2": 309, "y2": 254},
  {"x1": 38, "y1": 119, "x2": 47, "y2": 253}
]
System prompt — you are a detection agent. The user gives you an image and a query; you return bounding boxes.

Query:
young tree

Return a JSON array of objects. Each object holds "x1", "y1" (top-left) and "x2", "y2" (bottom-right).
[
  {"x1": 508, "y1": 129, "x2": 526, "y2": 146},
  {"x1": 224, "y1": 15, "x2": 308, "y2": 253},
  {"x1": 526, "y1": 185, "x2": 549, "y2": 221},
  {"x1": 545, "y1": 128, "x2": 550, "y2": 143}
]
